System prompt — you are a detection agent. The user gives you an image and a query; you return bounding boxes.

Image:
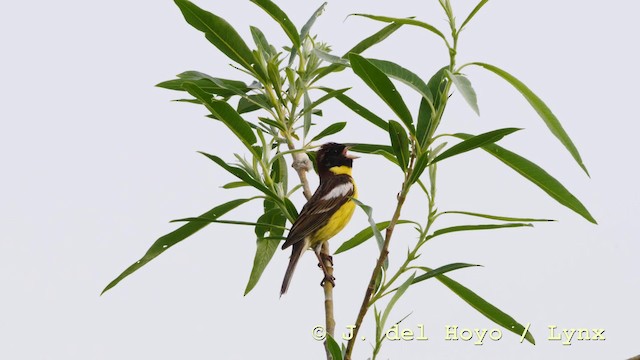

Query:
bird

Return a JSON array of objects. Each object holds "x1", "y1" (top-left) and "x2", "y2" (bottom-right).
[{"x1": 280, "y1": 142, "x2": 358, "y2": 295}]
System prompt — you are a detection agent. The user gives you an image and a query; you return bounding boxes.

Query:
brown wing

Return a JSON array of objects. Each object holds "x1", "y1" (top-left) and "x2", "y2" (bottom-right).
[{"x1": 281, "y1": 175, "x2": 354, "y2": 250}]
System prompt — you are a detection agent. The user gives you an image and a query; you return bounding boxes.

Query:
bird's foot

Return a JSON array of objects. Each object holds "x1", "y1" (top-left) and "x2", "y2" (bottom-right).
[
  {"x1": 317, "y1": 256, "x2": 334, "y2": 268},
  {"x1": 320, "y1": 274, "x2": 336, "y2": 288},
  {"x1": 321, "y1": 253, "x2": 334, "y2": 266}
]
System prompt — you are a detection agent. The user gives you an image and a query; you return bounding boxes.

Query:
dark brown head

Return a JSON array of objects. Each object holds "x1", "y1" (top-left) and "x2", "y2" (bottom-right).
[{"x1": 315, "y1": 142, "x2": 358, "y2": 176}]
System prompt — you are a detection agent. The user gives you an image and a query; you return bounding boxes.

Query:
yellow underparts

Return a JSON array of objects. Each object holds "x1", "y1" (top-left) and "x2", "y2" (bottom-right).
[
  {"x1": 328, "y1": 165, "x2": 352, "y2": 176},
  {"x1": 309, "y1": 165, "x2": 357, "y2": 247}
]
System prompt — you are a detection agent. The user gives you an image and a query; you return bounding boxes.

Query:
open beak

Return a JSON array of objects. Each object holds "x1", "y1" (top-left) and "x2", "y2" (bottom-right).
[{"x1": 343, "y1": 146, "x2": 360, "y2": 159}]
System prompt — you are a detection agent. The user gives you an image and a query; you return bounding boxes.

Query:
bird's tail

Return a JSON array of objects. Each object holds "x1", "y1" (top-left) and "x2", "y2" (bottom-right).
[{"x1": 281, "y1": 242, "x2": 305, "y2": 296}]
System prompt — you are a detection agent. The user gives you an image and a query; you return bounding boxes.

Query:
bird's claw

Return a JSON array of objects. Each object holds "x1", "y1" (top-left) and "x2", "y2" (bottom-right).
[
  {"x1": 320, "y1": 274, "x2": 336, "y2": 288},
  {"x1": 321, "y1": 254, "x2": 334, "y2": 266},
  {"x1": 317, "y1": 255, "x2": 334, "y2": 267}
]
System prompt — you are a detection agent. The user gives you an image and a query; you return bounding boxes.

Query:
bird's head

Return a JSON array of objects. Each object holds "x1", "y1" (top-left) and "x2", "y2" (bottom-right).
[{"x1": 316, "y1": 142, "x2": 358, "y2": 175}]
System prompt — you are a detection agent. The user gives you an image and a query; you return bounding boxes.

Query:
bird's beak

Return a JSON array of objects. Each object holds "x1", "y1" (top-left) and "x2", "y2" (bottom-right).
[{"x1": 343, "y1": 146, "x2": 360, "y2": 159}]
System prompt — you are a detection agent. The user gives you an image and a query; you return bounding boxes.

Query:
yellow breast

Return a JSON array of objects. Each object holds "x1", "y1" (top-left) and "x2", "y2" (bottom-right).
[{"x1": 310, "y1": 167, "x2": 357, "y2": 247}]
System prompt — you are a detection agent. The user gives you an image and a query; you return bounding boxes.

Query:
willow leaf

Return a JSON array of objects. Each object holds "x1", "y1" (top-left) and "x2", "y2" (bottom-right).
[
  {"x1": 174, "y1": 0, "x2": 260, "y2": 77},
  {"x1": 470, "y1": 62, "x2": 589, "y2": 175},
  {"x1": 350, "y1": 54, "x2": 414, "y2": 132},
  {"x1": 434, "y1": 272, "x2": 535, "y2": 344},
  {"x1": 335, "y1": 220, "x2": 414, "y2": 254},
  {"x1": 311, "y1": 122, "x2": 347, "y2": 143},
  {"x1": 350, "y1": 14, "x2": 447, "y2": 44},
  {"x1": 453, "y1": 133, "x2": 596, "y2": 224},
  {"x1": 101, "y1": 198, "x2": 257, "y2": 294},
  {"x1": 250, "y1": 0, "x2": 300, "y2": 49},
  {"x1": 319, "y1": 87, "x2": 387, "y2": 130},
  {"x1": 432, "y1": 128, "x2": 521, "y2": 164}
]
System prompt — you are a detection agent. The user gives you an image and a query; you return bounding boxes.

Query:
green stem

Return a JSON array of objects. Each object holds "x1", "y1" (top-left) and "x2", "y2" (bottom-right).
[
  {"x1": 344, "y1": 144, "x2": 417, "y2": 360},
  {"x1": 370, "y1": 164, "x2": 439, "y2": 304}
]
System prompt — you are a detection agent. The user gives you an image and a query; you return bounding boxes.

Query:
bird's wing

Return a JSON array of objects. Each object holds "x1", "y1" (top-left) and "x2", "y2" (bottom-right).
[{"x1": 281, "y1": 176, "x2": 354, "y2": 250}]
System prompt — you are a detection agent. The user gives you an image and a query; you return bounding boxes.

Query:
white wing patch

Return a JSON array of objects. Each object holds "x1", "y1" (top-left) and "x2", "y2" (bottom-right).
[{"x1": 321, "y1": 182, "x2": 353, "y2": 201}]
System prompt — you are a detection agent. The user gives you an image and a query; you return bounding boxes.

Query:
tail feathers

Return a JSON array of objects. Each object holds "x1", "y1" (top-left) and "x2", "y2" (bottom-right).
[{"x1": 280, "y1": 242, "x2": 305, "y2": 296}]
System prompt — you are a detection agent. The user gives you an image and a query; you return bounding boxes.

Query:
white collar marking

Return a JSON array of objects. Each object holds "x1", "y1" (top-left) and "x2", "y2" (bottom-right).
[{"x1": 321, "y1": 182, "x2": 353, "y2": 201}]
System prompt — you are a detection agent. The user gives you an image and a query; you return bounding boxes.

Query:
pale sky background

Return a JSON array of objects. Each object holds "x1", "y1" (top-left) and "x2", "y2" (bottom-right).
[{"x1": 1, "y1": 1, "x2": 638, "y2": 359}]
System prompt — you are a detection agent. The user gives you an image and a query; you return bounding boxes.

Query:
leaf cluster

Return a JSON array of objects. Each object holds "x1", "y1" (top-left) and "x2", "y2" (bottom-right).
[
  {"x1": 103, "y1": 0, "x2": 403, "y2": 296},
  {"x1": 102, "y1": 1, "x2": 596, "y2": 360}
]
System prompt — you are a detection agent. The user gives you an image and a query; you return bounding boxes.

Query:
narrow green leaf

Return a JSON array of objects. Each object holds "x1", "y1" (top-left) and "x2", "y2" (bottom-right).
[
  {"x1": 245, "y1": 205, "x2": 286, "y2": 295},
  {"x1": 314, "y1": 23, "x2": 402, "y2": 82},
  {"x1": 299, "y1": 2, "x2": 326, "y2": 42},
  {"x1": 237, "y1": 94, "x2": 271, "y2": 114},
  {"x1": 318, "y1": 87, "x2": 388, "y2": 131},
  {"x1": 368, "y1": 58, "x2": 433, "y2": 104},
  {"x1": 313, "y1": 48, "x2": 350, "y2": 66},
  {"x1": 169, "y1": 218, "x2": 288, "y2": 231},
  {"x1": 352, "y1": 199, "x2": 388, "y2": 269},
  {"x1": 250, "y1": 0, "x2": 300, "y2": 49},
  {"x1": 335, "y1": 220, "x2": 414, "y2": 254},
  {"x1": 183, "y1": 83, "x2": 257, "y2": 150},
  {"x1": 429, "y1": 223, "x2": 533, "y2": 240},
  {"x1": 470, "y1": 62, "x2": 589, "y2": 175},
  {"x1": 157, "y1": 72, "x2": 249, "y2": 97},
  {"x1": 347, "y1": 143, "x2": 398, "y2": 166},
  {"x1": 101, "y1": 198, "x2": 256, "y2": 294},
  {"x1": 270, "y1": 153, "x2": 288, "y2": 192},
  {"x1": 350, "y1": 14, "x2": 447, "y2": 44},
  {"x1": 268, "y1": 154, "x2": 281, "y2": 186},
  {"x1": 346, "y1": 23, "x2": 402, "y2": 55},
  {"x1": 311, "y1": 122, "x2": 347, "y2": 143},
  {"x1": 435, "y1": 272, "x2": 535, "y2": 344},
  {"x1": 221, "y1": 181, "x2": 249, "y2": 189},
  {"x1": 174, "y1": 0, "x2": 259, "y2": 77},
  {"x1": 408, "y1": 152, "x2": 429, "y2": 184},
  {"x1": 426, "y1": 66, "x2": 449, "y2": 107},
  {"x1": 267, "y1": 60, "x2": 282, "y2": 95},
  {"x1": 177, "y1": 71, "x2": 247, "y2": 85},
  {"x1": 172, "y1": 98, "x2": 201, "y2": 104},
  {"x1": 285, "y1": 67, "x2": 297, "y2": 98},
  {"x1": 257, "y1": 200, "x2": 277, "y2": 235},
  {"x1": 302, "y1": 88, "x2": 350, "y2": 116},
  {"x1": 289, "y1": 2, "x2": 327, "y2": 66},
  {"x1": 460, "y1": 0, "x2": 490, "y2": 31},
  {"x1": 447, "y1": 70, "x2": 480, "y2": 115},
  {"x1": 207, "y1": 78, "x2": 271, "y2": 111},
  {"x1": 349, "y1": 54, "x2": 414, "y2": 132},
  {"x1": 432, "y1": 128, "x2": 521, "y2": 164},
  {"x1": 380, "y1": 272, "x2": 415, "y2": 331},
  {"x1": 388, "y1": 120, "x2": 410, "y2": 170},
  {"x1": 417, "y1": 67, "x2": 448, "y2": 147},
  {"x1": 244, "y1": 238, "x2": 280, "y2": 295},
  {"x1": 441, "y1": 210, "x2": 555, "y2": 222},
  {"x1": 303, "y1": 91, "x2": 312, "y2": 138},
  {"x1": 199, "y1": 152, "x2": 280, "y2": 200},
  {"x1": 412, "y1": 263, "x2": 481, "y2": 285},
  {"x1": 347, "y1": 143, "x2": 394, "y2": 155},
  {"x1": 284, "y1": 198, "x2": 299, "y2": 221},
  {"x1": 416, "y1": 97, "x2": 433, "y2": 148},
  {"x1": 453, "y1": 133, "x2": 597, "y2": 223},
  {"x1": 326, "y1": 334, "x2": 343, "y2": 360},
  {"x1": 428, "y1": 142, "x2": 448, "y2": 163},
  {"x1": 250, "y1": 26, "x2": 275, "y2": 58},
  {"x1": 258, "y1": 117, "x2": 286, "y2": 132}
]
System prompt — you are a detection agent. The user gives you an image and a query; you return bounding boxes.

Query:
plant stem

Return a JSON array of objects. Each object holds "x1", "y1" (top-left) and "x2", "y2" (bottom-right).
[
  {"x1": 284, "y1": 119, "x2": 335, "y2": 360},
  {"x1": 286, "y1": 136, "x2": 313, "y2": 200},
  {"x1": 321, "y1": 241, "x2": 335, "y2": 360},
  {"x1": 266, "y1": 39, "x2": 337, "y2": 359},
  {"x1": 346, "y1": 13, "x2": 458, "y2": 357},
  {"x1": 370, "y1": 164, "x2": 438, "y2": 303},
  {"x1": 345, "y1": 149, "x2": 416, "y2": 360}
]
